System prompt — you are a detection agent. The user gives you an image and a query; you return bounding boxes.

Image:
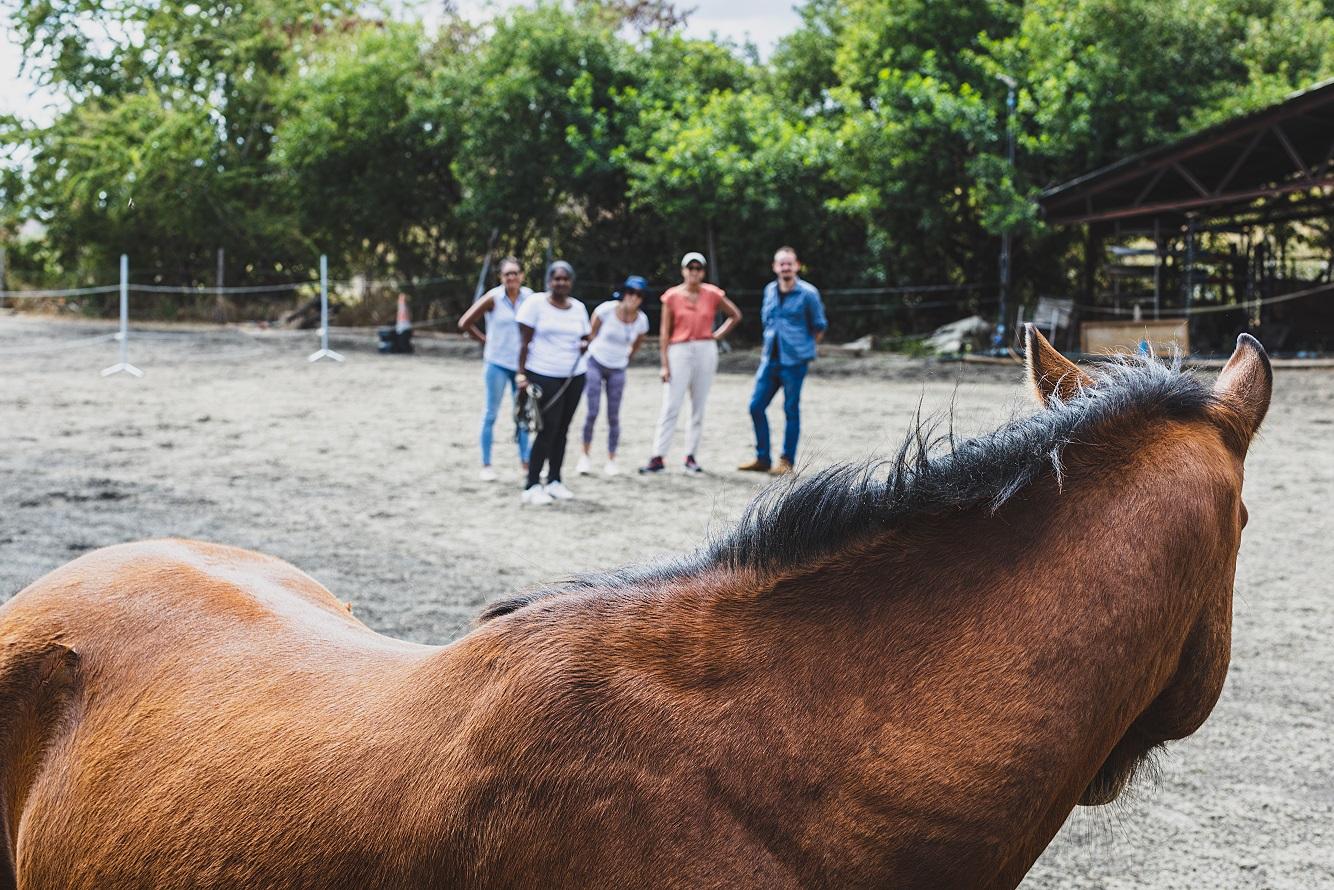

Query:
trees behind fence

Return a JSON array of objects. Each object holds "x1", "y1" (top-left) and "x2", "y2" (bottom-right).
[{"x1": 3, "y1": 0, "x2": 1333, "y2": 322}]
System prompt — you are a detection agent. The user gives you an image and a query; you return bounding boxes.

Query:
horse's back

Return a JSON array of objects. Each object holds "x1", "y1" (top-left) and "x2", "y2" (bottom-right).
[
  {"x1": 0, "y1": 540, "x2": 446, "y2": 888},
  {"x1": 2, "y1": 538, "x2": 368, "y2": 639}
]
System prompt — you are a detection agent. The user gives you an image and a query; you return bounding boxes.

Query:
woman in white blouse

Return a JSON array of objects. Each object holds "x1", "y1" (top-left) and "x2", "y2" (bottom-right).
[
  {"x1": 515, "y1": 261, "x2": 590, "y2": 506},
  {"x1": 457, "y1": 257, "x2": 532, "y2": 482}
]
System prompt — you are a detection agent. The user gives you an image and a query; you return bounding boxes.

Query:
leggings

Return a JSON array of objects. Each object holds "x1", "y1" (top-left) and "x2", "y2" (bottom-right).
[
  {"x1": 525, "y1": 371, "x2": 586, "y2": 489},
  {"x1": 581, "y1": 356, "x2": 627, "y2": 454}
]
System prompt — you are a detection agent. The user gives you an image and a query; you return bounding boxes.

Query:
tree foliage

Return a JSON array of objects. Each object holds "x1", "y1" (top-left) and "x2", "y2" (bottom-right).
[{"x1": 3, "y1": 0, "x2": 1333, "y2": 319}]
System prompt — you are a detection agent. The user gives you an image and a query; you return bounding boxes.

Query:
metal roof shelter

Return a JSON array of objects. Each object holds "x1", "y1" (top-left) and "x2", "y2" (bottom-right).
[
  {"x1": 1040, "y1": 78, "x2": 1334, "y2": 229},
  {"x1": 1036, "y1": 79, "x2": 1334, "y2": 354}
]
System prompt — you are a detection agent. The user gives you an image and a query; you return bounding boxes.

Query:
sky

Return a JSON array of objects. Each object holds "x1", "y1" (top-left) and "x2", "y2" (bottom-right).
[{"x1": 0, "y1": 1, "x2": 802, "y2": 126}]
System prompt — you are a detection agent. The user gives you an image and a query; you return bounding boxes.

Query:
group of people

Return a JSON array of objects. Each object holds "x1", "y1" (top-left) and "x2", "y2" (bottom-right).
[{"x1": 459, "y1": 247, "x2": 828, "y2": 506}]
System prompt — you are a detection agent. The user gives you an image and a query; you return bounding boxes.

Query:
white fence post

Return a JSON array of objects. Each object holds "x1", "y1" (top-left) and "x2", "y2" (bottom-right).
[
  {"x1": 101, "y1": 253, "x2": 143, "y2": 377},
  {"x1": 308, "y1": 254, "x2": 343, "y2": 363}
]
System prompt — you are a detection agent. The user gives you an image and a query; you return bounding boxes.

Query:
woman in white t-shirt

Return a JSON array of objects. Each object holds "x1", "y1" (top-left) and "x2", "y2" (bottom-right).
[
  {"x1": 515, "y1": 260, "x2": 591, "y2": 506},
  {"x1": 575, "y1": 276, "x2": 649, "y2": 478},
  {"x1": 457, "y1": 257, "x2": 533, "y2": 481}
]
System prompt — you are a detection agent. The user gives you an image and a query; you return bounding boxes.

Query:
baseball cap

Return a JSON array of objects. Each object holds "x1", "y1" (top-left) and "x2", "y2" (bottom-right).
[
  {"x1": 622, "y1": 275, "x2": 648, "y2": 291},
  {"x1": 680, "y1": 251, "x2": 707, "y2": 268}
]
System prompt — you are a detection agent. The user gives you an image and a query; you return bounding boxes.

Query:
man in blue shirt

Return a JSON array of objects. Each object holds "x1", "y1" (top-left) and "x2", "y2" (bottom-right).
[{"x1": 738, "y1": 246, "x2": 828, "y2": 475}]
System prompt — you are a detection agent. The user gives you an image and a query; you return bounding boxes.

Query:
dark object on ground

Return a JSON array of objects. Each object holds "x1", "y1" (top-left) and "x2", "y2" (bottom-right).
[
  {"x1": 281, "y1": 297, "x2": 339, "y2": 330},
  {"x1": 377, "y1": 327, "x2": 414, "y2": 354}
]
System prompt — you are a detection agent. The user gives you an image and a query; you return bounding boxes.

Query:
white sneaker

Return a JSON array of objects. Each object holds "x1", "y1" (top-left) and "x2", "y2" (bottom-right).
[
  {"x1": 545, "y1": 480, "x2": 575, "y2": 500},
  {"x1": 522, "y1": 484, "x2": 553, "y2": 506},
  {"x1": 575, "y1": 454, "x2": 592, "y2": 475},
  {"x1": 479, "y1": 466, "x2": 498, "y2": 482},
  {"x1": 603, "y1": 459, "x2": 620, "y2": 477}
]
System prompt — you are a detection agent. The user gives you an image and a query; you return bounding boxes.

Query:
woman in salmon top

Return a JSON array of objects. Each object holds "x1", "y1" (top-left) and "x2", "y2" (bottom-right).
[{"x1": 639, "y1": 252, "x2": 742, "y2": 475}]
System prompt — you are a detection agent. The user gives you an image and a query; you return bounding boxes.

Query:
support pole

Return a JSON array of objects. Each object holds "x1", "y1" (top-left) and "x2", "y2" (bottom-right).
[
  {"x1": 214, "y1": 246, "x2": 226, "y2": 323},
  {"x1": 992, "y1": 74, "x2": 1017, "y2": 355},
  {"x1": 308, "y1": 254, "x2": 344, "y2": 362},
  {"x1": 473, "y1": 228, "x2": 499, "y2": 301},
  {"x1": 1152, "y1": 217, "x2": 1161, "y2": 320},
  {"x1": 1183, "y1": 217, "x2": 1196, "y2": 352},
  {"x1": 101, "y1": 254, "x2": 143, "y2": 377}
]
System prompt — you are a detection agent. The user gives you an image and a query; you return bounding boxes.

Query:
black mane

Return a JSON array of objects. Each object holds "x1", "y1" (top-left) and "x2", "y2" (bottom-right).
[{"x1": 480, "y1": 356, "x2": 1216, "y2": 621}]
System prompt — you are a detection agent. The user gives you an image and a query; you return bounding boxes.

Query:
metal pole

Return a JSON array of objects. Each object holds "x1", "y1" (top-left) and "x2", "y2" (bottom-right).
[
  {"x1": 214, "y1": 246, "x2": 226, "y2": 323},
  {"x1": 993, "y1": 75, "x2": 1017, "y2": 355},
  {"x1": 101, "y1": 253, "x2": 143, "y2": 377},
  {"x1": 473, "y1": 228, "x2": 499, "y2": 301},
  {"x1": 308, "y1": 253, "x2": 344, "y2": 362},
  {"x1": 1152, "y1": 217, "x2": 1161, "y2": 320},
  {"x1": 1183, "y1": 218, "x2": 1196, "y2": 352}
]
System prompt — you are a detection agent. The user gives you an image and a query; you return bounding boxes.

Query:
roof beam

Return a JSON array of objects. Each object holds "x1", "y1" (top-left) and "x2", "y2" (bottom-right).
[
  {"x1": 1039, "y1": 80, "x2": 1334, "y2": 210},
  {"x1": 1173, "y1": 162, "x2": 1212, "y2": 198},
  {"x1": 1133, "y1": 167, "x2": 1167, "y2": 206},
  {"x1": 1273, "y1": 123, "x2": 1312, "y2": 178},
  {"x1": 1318, "y1": 138, "x2": 1334, "y2": 177},
  {"x1": 1047, "y1": 176, "x2": 1334, "y2": 225},
  {"x1": 1214, "y1": 127, "x2": 1266, "y2": 195}
]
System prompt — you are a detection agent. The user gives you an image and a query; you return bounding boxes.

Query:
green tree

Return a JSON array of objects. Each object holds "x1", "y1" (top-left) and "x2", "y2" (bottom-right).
[
  {"x1": 445, "y1": 3, "x2": 638, "y2": 274},
  {"x1": 271, "y1": 22, "x2": 464, "y2": 280},
  {"x1": 6, "y1": 0, "x2": 363, "y2": 286},
  {"x1": 626, "y1": 88, "x2": 860, "y2": 291}
]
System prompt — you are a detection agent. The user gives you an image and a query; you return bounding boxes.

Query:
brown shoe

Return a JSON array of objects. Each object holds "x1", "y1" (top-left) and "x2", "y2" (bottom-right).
[
  {"x1": 737, "y1": 457, "x2": 772, "y2": 472},
  {"x1": 769, "y1": 458, "x2": 794, "y2": 476}
]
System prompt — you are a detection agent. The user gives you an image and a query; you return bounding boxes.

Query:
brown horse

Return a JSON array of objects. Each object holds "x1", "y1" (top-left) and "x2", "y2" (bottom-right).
[{"x1": 0, "y1": 327, "x2": 1270, "y2": 889}]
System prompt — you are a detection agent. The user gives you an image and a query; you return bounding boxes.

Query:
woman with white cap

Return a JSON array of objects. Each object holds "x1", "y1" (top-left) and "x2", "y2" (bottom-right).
[
  {"x1": 515, "y1": 260, "x2": 591, "y2": 505},
  {"x1": 639, "y1": 252, "x2": 742, "y2": 475},
  {"x1": 576, "y1": 275, "x2": 650, "y2": 477}
]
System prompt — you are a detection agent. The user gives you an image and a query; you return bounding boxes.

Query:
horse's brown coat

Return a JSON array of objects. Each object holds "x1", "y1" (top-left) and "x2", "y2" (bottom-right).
[{"x1": 0, "y1": 330, "x2": 1271, "y2": 889}]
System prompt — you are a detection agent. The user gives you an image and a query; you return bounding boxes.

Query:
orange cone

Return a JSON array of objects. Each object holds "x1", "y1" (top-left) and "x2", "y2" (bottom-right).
[{"x1": 395, "y1": 294, "x2": 412, "y2": 333}]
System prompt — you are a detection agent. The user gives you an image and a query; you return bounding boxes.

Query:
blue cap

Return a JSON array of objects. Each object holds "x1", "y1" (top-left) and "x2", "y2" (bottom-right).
[{"x1": 622, "y1": 275, "x2": 648, "y2": 291}]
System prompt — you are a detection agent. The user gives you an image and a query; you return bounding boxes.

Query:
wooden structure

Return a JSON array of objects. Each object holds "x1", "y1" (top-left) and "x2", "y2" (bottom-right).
[
  {"x1": 1080, "y1": 318, "x2": 1188, "y2": 357},
  {"x1": 1039, "y1": 79, "x2": 1334, "y2": 355}
]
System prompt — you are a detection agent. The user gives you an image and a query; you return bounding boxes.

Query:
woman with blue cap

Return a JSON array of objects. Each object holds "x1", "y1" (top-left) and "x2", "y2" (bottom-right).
[{"x1": 576, "y1": 276, "x2": 650, "y2": 477}]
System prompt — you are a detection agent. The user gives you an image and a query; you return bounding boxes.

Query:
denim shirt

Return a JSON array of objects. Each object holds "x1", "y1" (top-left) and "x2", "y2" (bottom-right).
[{"x1": 759, "y1": 278, "x2": 827, "y2": 367}]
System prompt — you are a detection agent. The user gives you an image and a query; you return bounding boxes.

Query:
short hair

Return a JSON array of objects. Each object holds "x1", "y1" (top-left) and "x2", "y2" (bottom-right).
[
  {"x1": 546, "y1": 260, "x2": 575, "y2": 287},
  {"x1": 774, "y1": 246, "x2": 799, "y2": 261},
  {"x1": 498, "y1": 256, "x2": 521, "y2": 273}
]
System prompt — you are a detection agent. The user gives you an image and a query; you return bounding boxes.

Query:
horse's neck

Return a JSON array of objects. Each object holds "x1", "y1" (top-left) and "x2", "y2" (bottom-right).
[{"x1": 661, "y1": 507, "x2": 1200, "y2": 883}]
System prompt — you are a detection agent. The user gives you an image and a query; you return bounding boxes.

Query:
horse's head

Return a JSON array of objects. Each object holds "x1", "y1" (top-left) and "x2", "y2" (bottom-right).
[{"x1": 1026, "y1": 326, "x2": 1271, "y2": 806}]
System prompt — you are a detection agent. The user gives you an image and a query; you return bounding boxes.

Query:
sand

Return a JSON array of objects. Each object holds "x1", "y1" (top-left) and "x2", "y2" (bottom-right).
[{"x1": 1, "y1": 314, "x2": 1330, "y2": 887}]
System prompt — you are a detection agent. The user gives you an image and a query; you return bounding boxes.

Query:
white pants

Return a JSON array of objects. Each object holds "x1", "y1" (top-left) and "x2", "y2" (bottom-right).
[{"x1": 653, "y1": 339, "x2": 718, "y2": 459}]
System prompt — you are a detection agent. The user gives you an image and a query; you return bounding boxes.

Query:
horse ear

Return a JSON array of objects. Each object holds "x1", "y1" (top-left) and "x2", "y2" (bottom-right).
[
  {"x1": 1213, "y1": 333, "x2": 1271, "y2": 439},
  {"x1": 1025, "y1": 324, "x2": 1093, "y2": 404}
]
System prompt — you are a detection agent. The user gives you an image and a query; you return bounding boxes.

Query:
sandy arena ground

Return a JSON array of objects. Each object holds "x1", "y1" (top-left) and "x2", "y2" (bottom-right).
[{"x1": 1, "y1": 314, "x2": 1330, "y2": 888}]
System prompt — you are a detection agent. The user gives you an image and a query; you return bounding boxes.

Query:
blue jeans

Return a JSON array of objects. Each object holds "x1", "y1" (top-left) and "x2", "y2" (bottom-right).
[
  {"x1": 480, "y1": 362, "x2": 531, "y2": 466},
  {"x1": 748, "y1": 360, "x2": 808, "y2": 463}
]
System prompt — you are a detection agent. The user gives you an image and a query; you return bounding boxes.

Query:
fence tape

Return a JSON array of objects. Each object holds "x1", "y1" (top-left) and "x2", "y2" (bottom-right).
[
  {"x1": 0, "y1": 284, "x2": 121, "y2": 298},
  {"x1": 0, "y1": 332, "x2": 117, "y2": 354},
  {"x1": 1079, "y1": 281, "x2": 1334, "y2": 317}
]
